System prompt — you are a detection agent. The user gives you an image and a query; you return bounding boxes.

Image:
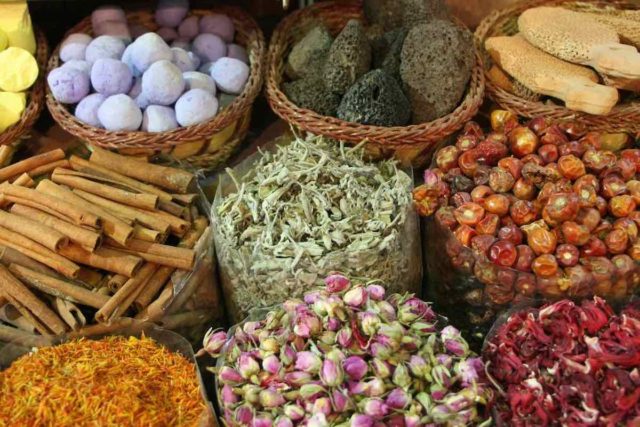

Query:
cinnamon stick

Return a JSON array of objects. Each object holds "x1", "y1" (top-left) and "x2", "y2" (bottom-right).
[
  {"x1": 76, "y1": 268, "x2": 103, "y2": 288},
  {"x1": 0, "y1": 226, "x2": 80, "y2": 278},
  {"x1": 19, "y1": 159, "x2": 70, "y2": 179},
  {"x1": 10, "y1": 264, "x2": 110, "y2": 309},
  {"x1": 1, "y1": 183, "x2": 101, "y2": 227},
  {"x1": 10, "y1": 204, "x2": 102, "y2": 250},
  {"x1": 37, "y1": 180, "x2": 133, "y2": 245},
  {"x1": 0, "y1": 244, "x2": 58, "y2": 276},
  {"x1": 140, "y1": 207, "x2": 190, "y2": 236},
  {"x1": 107, "y1": 274, "x2": 128, "y2": 291},
  {"x1": 90, "y1": 147, "x2": 195, "y2": 193},
  {"x1": 95, "y1": 263, "x2": 156, "y2": 322},
  {"x1": 0, "y1": 323, "x2": 52, "y2": 347},
  {"x1": 0, "y1": 265, "x2": 67, "y2": 334},
  {"x1": 133, "y1": 225, "x2": 163, "y2": 243},
  {"x1": 107, "y1": 238, "x2": 195, "y2": 268},
  {"x1": 58, "y1": 244, "x2": 143, "y2": 277},
  {"x1": 52, "y1": 297, "x2": 85, "y2": 331},
  {"x1": 0, "y1": 149, "x2": 65, "y2": 182},
  {"x1": 52, "y1": 169, "x2": 159, "y2": 210},
  {"x1": 171, "y1": 193, "x2": 198, "y2": 205},
  {"x1": 135, "y1": 284, "x2": 173, "y2": 322},
  {"x1": 0, "y1": 210, "x2": 68, "y2": 251},
  {"x1": 69, "y1": 156, "x2": 173, "y2": 203},
  {"x1": 134, "y1": 266, "x2": 173, "y2": 310},
  {"x1": 73, "y1": 190, "x2": 171, "y2": 235},
  {"x1": 0, "y1": 145, "x2": 15, "y2": 167},
  {"x1": 158, "y1": 200, "x2": 186, "y2": 217},
  {"x1": 108, "y1": 248, "x2": 193, "y2": 270}
]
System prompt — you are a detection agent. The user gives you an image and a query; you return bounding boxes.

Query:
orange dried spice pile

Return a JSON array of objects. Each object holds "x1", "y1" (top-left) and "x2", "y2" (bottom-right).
[{"x1": 0, "y1": 336, "x2": 205, "y2": 426}]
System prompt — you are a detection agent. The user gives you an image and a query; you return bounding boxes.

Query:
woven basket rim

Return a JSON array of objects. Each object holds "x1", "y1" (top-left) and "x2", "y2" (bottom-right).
[
  {"x1": 46, "y1": 6, "x2": 265, "y2": 151},
  {"x1": 475, "y1": 0, "x2": 640, "y2": 129},
  {"x1": 0, "y1": 28, "x2": 48, "y2": 147},
  {"x1": 265, "y1": 0, "x2": 486, "y2": 148}
]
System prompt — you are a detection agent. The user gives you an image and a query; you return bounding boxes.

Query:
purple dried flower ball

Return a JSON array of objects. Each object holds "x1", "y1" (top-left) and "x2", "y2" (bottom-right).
[
  {"x1": 97, "y1": 94, "x2": 142, "y2": 131},
  {"x1": 199, "y1": 14, "x2": 235, "y2": 42},
  {"x1": 141, "y1": 59, "x2": 185, "y2": 105},
  {"x1": 142, "y1": 105, "x2": 179, "y2": 132},
  {"x1": 130, "y1": 32, "x2": 173, "y2": 74},
  {"x1": 178, "y1": 16, "x2": 199, "y2": 40},
  {"x1": 211, "y1": 57, "x2": 249, "y2": 95},
  {"x1": 157, "y1": 27, "x2": 178, "y2": 43},
  {"x1": 155, "y1": 0, "x2": 189, "y2": 27},
  {"x1": 227, "y1": 43, "x2": 248, "y2": 64},
  {"x1": 61, "y1": 59, "x2": 92, "y2": 75},
  {"x1": 74, "y1": 93, "x2": 106, "y2": 127},
  {"x1": 175, "y1": 88, "x2": 218, "y2": 126},
  {"x1": 171, "y1": 47, "x2": 198, "y2": 72},
  {"x1": 90, "y1": 58, "x2": 133, "y2": 95},
  {"x1": 93, "y1": 20, "x2": 131, "y2": 44},
  {"x1": 60, "y1": 34, "x2": 92, "y2": 62},
  {"x1": 84, "y1": 35, "x2": 125, "y2": 64},
  {"x1": 47, "y1": 66, "x2": 90, "y2": 104},
  {"x1": 183, "y1": 71, "x2": 216, "y2": 95},
  {"x1": 91, "y1": 5, "x2": 126, "y2": 29},
  {"x1": 192, "y1": 33, "x2": 226, "y2": 63}
]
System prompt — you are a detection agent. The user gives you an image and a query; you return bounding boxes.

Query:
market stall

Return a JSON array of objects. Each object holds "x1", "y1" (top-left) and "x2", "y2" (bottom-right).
[{"x1": 0, "y1": 0, "x2": 638, "y2": 425}]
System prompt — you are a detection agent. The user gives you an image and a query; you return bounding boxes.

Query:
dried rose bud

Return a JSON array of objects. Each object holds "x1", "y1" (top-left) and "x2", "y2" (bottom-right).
[
  {"x1": 343, "y1": 356, "x2": 368, "y2": 381},
  {"x1": 202, "y1": 328, "x2": 227, "y2": 356},
  {"x1": 238, "y1": 353, "x2": 260, "y2": 379},
  {"x1": 262, "y1": 355, "x2": 281, "y2": 375},
  {"x1": 392, "y1": 363, "x2": 411, "y2": 388},
  {"x1": 362, "y1": 398, "x2": 389, "y2": 419},
  {"x1": 350, "y1": 414, "x2": 374, "y2": 427},
  {"x1": 219, "y1": 366, "x2": 244, "y2": 384},
  {"x1": 337, "y1": 327, "x2": 353, "y2": 348},
  {"x1": 343, "y1": 286, "x2": 368, "y2": 307},
  {"x1": 320, "y1": 359, "x2": 343, "y2": 387},
  {"x1": 313, "y1": 397, "x2": 332, "y2": 416},
  {"x1": 253, "y1": 415, "x2": 273, "y2": 427},
  {"x1": 299, "y1": 384, "x2": 325, "y2": 400},
  {"x1": 260, "y1": 389, "x2": 286, "y2": 408},
  {"x1": 221, "y1": 384, "x2": 238, "y2": 406},
  {"x1": 325, "y1": 274, "x2": 351, "y2": 293},
  {"x1": 234, "y1": 405, "x2": 254, "y2": 425},
  {"x1": 366, "y1": 284, "x2": 386, "y2": 300},
  {"x1": 275, "y1": 417, "x2": 294, "y2": 427},
  {"x1": 283, "y1": 404, "x2": 304, "y2": 421},
  {"x1": 295, "y1": 351, "x2": 322, "y2": 373},
  {"x1": 371, "y1": 358, "x2": 391, "y2": 379}
]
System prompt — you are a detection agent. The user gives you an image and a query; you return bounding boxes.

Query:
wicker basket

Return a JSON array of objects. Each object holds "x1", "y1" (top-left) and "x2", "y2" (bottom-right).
[
  {"x1": 476, "y1": 0, "x2": 640, "y2": 133},
  {"x1": 266, "y1": 1, "x2": 485, "y2": 168},
  {"x1": 46, "y1": 7, "x2": 265, "y2": 171},
  {"x1": 0, "y1": 29, "x2": 48, "y2": 147}
]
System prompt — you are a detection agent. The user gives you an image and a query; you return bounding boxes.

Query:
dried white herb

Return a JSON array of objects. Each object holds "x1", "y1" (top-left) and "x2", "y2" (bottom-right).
[{"x1": 213, "y1": 134, "x2": 420, "y2": 321}]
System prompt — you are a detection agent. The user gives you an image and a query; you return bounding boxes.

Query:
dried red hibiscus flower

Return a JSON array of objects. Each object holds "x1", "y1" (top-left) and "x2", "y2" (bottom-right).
[{"x1": 484, "y1": 298, "x2": 640, "y2": 426}]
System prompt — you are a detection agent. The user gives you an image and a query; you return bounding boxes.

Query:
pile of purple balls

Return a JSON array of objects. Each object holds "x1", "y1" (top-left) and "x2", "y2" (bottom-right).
[{"x1": 47, "y1": 0, "x2": 250, "y2": 132}]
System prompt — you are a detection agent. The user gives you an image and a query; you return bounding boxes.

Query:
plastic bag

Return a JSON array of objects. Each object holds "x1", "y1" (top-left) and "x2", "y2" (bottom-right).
[
  {"x1": 212, "y1": 136, "x2": 422, "y2": 323},
  {"x1": 0, "y1": 321, "x2": 218, "y2": 426}
]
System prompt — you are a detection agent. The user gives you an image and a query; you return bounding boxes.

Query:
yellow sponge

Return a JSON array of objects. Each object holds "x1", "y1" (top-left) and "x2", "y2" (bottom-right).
[
  {"x1": 0, "y1": 47, "x2": 38, "y2": 92},
  {"x1": 0, "y1": 1, "x2": 36, "y2": 54},
  {"x1": 0, "y1": 29, "x2": 8, "y2": 51},
  {"x1": 0, "y1": 91, "x2": 27, "y2": 132}
]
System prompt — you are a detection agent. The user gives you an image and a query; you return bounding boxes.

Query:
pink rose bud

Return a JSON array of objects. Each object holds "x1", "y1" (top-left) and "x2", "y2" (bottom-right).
[
  {"x1": 386, "y1": 388, "x2": 411, "y2": 409},
  {"x1": 280, "y1": 344, "x2": 296, "y2": 365},
  {"x1": 358, "y1": 311, "x2": 380, "y2": 336},
  {"x1": 392, "y1": 364, "x2": 411, "y2": 388},
  {"x1": 400, "y1": 297, "x2": 435, "y2": 322},
  {"x1": 313, "y1": 397, "x2": 332, "y2": 416},
  {"x1": 372, "y1": 359, "x2": 391, "y2": 379},
  {"x1": 366, "y1": 284, "x2": 386, "y2": 300},
  {"x1": 238, "y1": 353, "x2": 260, "y2": 379},
  {"x1": 295, "y1": 351, "x2": 322, "y2": 373},
  {"x1": 370, "y1": 342, "x2": 391, "y2": 359},
  {"x1": 325, "y1": 274, "x2": 351, "y2": 293},
  {"x1": 444, "y1": 339, "x2": 466, "y2": 357},
  {"x1": 332, "y1": 389, "x2": 352, "y2": 413},
  {"x1": 234, "y1": 405, "x2": 254, "y2": 425},
  {"x1": 260, "y1": 337, "x2": 279, "y2": 353},
  {"x1": 409, "y1": 355, "x2": 428, "y2": 377},
  {"x1": 327, "y1": 317, "x2": 342, "y2": 331},
  {"x1": 253, "y1": 415, "x2": 274, "y2": 427},
  {"x1": 455, "y1": 357, "x2": 482, "y2": 386},
  {"x1": 283, "y1": 404, "x2": 305, "y2": 421},
  {"x1": 387, "y1": 415, "x2": 406, "y2": 427},
  {"x1": 275, "y1": 417, "x2": 294, "y2": 427},
  {"x1": 221, "y1": 384, "x2": 238, "y2": 406},
  {"x1": 259, "y1": 389, "x2": 286, "y2": 408},
  {"x1": 432, "y1": 365, "x2": 452, "y2": 388},
  {"x1": 431, "y1": 404, "x2": 452, "y2": 424},
  {"x1": 307, "y1": 413, "x2": 329, "y2": 427},
  {"x1": 405, "y1": 414, "x2": 422, "y2": 427},
  {"x1": 348, "y1": 380, "x2": 367, "y2": 395},
  {"x1": 416, "y1": 391, "x2": 433, "y2": 412},
  {"x1": 304, "y1": 290, "x2": 322, "y2": 305},
  {"x1": 436, "y1": 353, "x2": 453, "y2": 368},
  {"x1": 363, "y1": 398, "x2": 389, "y2": 419},
  {"x1": 282, "y1": 299, "x2": 305, "y2": 313},
  {"x1": 320, "y1": 359, "x2": 343, "y2": 387},
  {"x1": 344, "y1": 286, "x2": 367, "y2": 308},
  {"x1": 424, "y1": 169, "x2": 440, "y2": 188},
  {"x1": 294, "y1": 310, "x2": 323, "y2": 338},
  {"x1": 337, "y1": 327, "x2": 353, "y2": 347},
  {"x1": 284, "y1": 371, "x2": 313, "y2": 386},
  {"x1": 262, "y1": 355, "x2": 282, "y2": 374},
  {"x1": 343, "y1": 356, "x2": 368, "y2": 381},
  {"x1": 363, "y1": 378, "x2": 386, "y2": 397},
  {"x1": 202, "y1": 328, "x2": 227, "y2": 356},
  {"x1": 430, "y1": 385, "x2": 447, "y2": 401},
  {"x1": 241, "y1": 384, "x2": 261, "y2": 404},
  {"x1": 219, "y1": 366, "x2": 244, "y2": 384},
  {"x1": 410, "y1": 322, "x2": 437, "y2": 334},
  {"x1": 350, "y1": 414, "x2": 374, "y2": 427},
  {"x1": 242, "y1": 321, "x2": 262, "y2": 336},
  {"x1": 375, "y1": 301, "x2": 397, "y2": 322},
  {"x1": 444, "y1": 394, "x2": 471, "y2": 412},
  {"x1": 300, "y1": 383, "x2": 326, "y2": 400}
]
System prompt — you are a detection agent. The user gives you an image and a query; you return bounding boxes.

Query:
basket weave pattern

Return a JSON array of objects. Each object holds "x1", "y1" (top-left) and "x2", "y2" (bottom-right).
[
  {"x1": 46, "y1": 7, "x2": 265, "y2": 170},
  {"x1": 266, "y1": 1, "x2": 485, "y2": 167},
  {"x1": 475, "y1": 0, "x2": 640, "y2": 133},
  {"x1": 0, "y1": 29, "x2": 48, "y2": 147}
]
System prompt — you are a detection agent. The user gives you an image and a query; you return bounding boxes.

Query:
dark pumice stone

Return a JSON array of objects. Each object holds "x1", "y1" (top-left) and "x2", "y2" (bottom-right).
[
  {"x1": 284, "y1": 76, "x2": 341, "y2": 117},
  {"x1": 337, "y1": 69, "x2": 411, "y2": 126}
]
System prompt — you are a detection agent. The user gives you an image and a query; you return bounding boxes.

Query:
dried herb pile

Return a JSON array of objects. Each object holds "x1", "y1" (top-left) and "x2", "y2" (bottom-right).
[
  {"x1": 485, "y1": 298, "x2": 640, "y2": 426},
  {"x1": 0, "y1": 336, "x2": 205, "y2": 426},
  {"x1": 214, "y1": 134, "x2": 417, "y2": 320},
  {"x1": 204, "y1": 274, "x2": 494, "y2": 426}
]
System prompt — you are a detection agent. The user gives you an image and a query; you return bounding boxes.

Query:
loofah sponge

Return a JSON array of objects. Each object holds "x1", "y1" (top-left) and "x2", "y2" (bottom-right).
[
  {"x1": 518, "y1": 7, "x2": 640, "y2": 79},
  {"x1": 585, "y1": 13, "x2": 640, "y2": 48},
  {"x1": 486, "y1": 35, "x2": 618, "y2": 115}
]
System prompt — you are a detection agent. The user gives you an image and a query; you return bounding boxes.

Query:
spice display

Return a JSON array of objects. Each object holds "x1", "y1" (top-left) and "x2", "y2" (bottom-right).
[
  {"x1": 0, "y1": 2, "x2": 38, "y2": 132},
  {"x1": 204, "y1": 274, "x2": 494, "y2": 426},
  {"x1": 413, "y1": 110, "x2": 639, "y2": 338},
  {"x1": 48, "y1": 2, "x2": 249, "y2": 131},
  {"x1": 0, "y1": 335, "x2": 206, "y2": 425},
  {"x1": 485, "y1": 5, "x2": 640, "y2": 115},
  {"x1": 213, "y1": 134, "x2": 420, "y2": 321},
  {"x1": 282, "y1": 0, "x2": 473, "y2": 126},
  {"x1": 0, "y1": 146, "x2": 221, "y2": 341},
  {"x1": 484, "y1": 298, "x2": 640, "y2": 426}
]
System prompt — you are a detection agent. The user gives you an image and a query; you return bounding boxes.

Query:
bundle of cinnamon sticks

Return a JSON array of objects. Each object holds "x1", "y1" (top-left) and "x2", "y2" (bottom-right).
[{"x1": 0, "y1": 146, "x2": 216, "y2": 340}]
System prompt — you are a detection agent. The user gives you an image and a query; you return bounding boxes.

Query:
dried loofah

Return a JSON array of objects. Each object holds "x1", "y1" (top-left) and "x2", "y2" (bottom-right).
[
  {"x1": 586, "y1": 13, "x2": 640, "y2": 47},
  {"x1": 486, "y1": 34, "x2": 618, "y2": 115}
]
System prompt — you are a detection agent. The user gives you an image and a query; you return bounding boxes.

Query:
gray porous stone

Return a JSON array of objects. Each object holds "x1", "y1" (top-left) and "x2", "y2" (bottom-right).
[
  {"x1": 337, "y1": 69, "x2": 411, "y2": 126},
  {"x1": 284, "y1": 75, "x2": 341, "y2": 117},
  {"x1": 323, "y1": 20, "x2": 371, "y2": 95},
  {"x1": 400, "y1": 20, "x2": 473, "y2": 123},
  {"x1": 371, "y1": 28, "x2": 407, "y2": 81},
  {"x1": 285, "y1": 25, "x2": 333, "y2": 80},
  {"x1": 363, "y1": 0, "x2": 449, "y2": 30}
]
